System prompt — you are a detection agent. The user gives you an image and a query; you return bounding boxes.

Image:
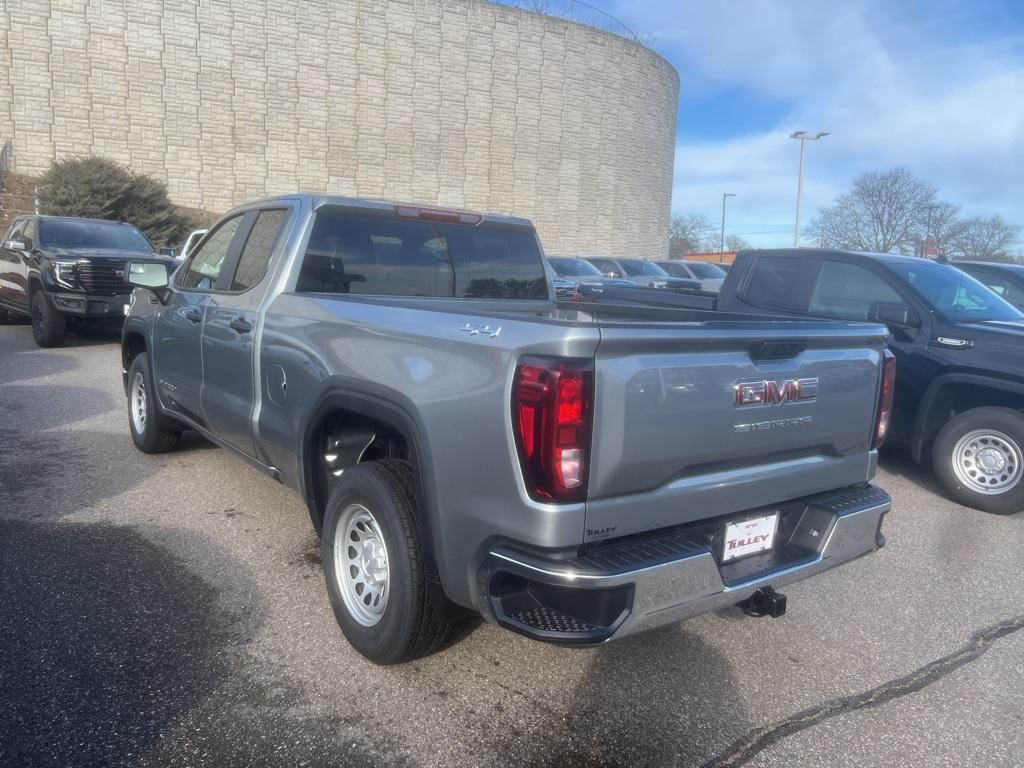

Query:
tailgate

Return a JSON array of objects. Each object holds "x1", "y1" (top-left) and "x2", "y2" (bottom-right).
[{"x1": 586, "y1": 320, "x2": 887, "y2": 540}]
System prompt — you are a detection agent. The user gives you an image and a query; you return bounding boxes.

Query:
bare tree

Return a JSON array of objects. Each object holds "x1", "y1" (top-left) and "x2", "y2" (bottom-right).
[
  {"x1": 919, "y1": 201, "x2": 960, "y2": 256},
  {"x1": 947, "y1": 216, "x2": 1022, "y2": 262},
  {"x1": 723, "y1": 233, "x2": 751, "y2": 252},
  {"x1": 808, "y1": 167, "x2": 945, "y2": 254},
  {"x1": 669, "y1": 213, "x2": 714, "y2": 257}
]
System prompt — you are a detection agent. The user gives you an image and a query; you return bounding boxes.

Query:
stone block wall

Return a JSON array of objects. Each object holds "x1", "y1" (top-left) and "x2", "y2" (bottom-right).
[{"x1": 0, "y1": 0, "x2": 678, "y2": 257}]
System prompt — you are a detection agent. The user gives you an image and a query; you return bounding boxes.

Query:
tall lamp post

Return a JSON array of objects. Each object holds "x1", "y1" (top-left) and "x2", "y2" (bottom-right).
[
  {"x1": 719, "y1": 193, "x2": 735, "y2": 257},
  {"x1": 791, "y1": 131, "x2": 829, "y2": 248}
]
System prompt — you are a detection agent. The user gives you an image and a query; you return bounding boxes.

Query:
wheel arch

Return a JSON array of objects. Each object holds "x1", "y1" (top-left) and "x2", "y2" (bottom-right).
[
  {"x1": 299, "y1": 389, "x2": 443, "y2": 583},
  {"x1": 912, "y1": 373, "x2": 1024, "y2": 462}
]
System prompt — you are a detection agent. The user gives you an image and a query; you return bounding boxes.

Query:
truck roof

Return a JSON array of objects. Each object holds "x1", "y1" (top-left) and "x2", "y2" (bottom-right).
[
  {"x1": 736, "y1": 247, "x2": 928, "y2": 266},
  {"x1": 233, "y1": 192, "x2": 535, "y2": 230}
]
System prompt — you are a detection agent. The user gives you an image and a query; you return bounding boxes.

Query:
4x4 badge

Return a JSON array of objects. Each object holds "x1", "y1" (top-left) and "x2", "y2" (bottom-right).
[{"x1": 461, "y1": 322, "x2": 501, "y2": 338}]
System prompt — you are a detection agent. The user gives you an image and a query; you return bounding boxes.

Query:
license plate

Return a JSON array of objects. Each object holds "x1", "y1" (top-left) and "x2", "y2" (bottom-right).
[{"x1": 722, "y1": 512, "x2": 779, "y2": 562}]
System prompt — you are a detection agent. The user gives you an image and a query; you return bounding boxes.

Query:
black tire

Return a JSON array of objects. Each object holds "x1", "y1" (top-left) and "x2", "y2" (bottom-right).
[
  {"x1": 30, "y1": 291, "x2": 66, "y2": 347},
  {"x1": 321, "y1": 460, "x2": 458, "y2": 664},
  {"x1": 0, "y1": 307, "x2": 11, "y2": 324},
  {"x1": 126, "y1": 352, "x2": 181, "y2": 453},
  {"x1": 932, "y1": 407, "x2": 1024, "y2": 515}
]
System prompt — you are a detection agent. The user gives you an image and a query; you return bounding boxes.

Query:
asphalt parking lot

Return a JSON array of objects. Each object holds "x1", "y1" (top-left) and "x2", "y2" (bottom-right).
[{"x1": 1, "y1": 323, "x2": 1023, "y2": 768}]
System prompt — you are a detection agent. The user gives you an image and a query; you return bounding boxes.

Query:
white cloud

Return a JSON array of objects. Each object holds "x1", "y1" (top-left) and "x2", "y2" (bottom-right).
[{"x1": 609, "y1": 0, "x2": 1024, "y2": 247}]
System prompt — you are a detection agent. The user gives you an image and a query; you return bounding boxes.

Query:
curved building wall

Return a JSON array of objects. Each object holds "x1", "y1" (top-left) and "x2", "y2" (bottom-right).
[{"x1": 0, "y1": 0, "x2": 678, "y2": 258}]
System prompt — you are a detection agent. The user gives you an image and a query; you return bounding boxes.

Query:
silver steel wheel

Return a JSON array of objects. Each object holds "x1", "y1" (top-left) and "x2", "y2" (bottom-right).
[
  {"x1": 952, "y1": 429, "x2": 1023, "y2": 495},
  {"x1": 130, "y1": 372, "x2": 147, "y2": 436},
  {"x1": 333, "y1": 503, "x2": 390, "y2": 627}
]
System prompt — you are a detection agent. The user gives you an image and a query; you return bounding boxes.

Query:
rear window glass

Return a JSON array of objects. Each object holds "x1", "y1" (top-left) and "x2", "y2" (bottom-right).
[
  {"x1": 296, "y1": 209, "x2": 547, "y2": 299},
  {"x1": 743, "y1": 256, "x2": 820, "y2": 312}
]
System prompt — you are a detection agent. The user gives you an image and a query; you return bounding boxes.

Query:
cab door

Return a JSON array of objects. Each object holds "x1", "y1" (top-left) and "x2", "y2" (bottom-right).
[
  {"x1": 0, "y1": 218, "x2": 27, "y2": 308},
  {"x1": 152, "y1": 214, "x2": 245, "y2": 426},
  {"x1": 200, "y1": 207, "x2": 291, "y2": 457}
]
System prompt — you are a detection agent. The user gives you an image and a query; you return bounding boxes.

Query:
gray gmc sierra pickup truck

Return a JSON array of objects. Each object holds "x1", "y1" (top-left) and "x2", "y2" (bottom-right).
[{"x1": 121, "y1": 194, "x2": 894, "y2": 664}]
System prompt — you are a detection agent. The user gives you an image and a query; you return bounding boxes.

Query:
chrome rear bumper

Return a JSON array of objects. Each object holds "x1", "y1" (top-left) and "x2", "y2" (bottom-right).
[{"x1": 478, "y1": 484, "x2": 890, "y2": 644}]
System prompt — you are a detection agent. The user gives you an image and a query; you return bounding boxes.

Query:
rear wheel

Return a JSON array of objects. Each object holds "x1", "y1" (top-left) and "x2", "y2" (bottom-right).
[
  {"x1": 127, "y1": 352, "x2": 181, "y2": 453},
  {"x1": 321, "y1": 460, "x2": 461, "y2": 664},
  {"x1": 933, "y1": 407, "x2": 1024, "y2": 515},
  {"x1": 30, "y1": 292, "x2": 66, "y2": 347}
]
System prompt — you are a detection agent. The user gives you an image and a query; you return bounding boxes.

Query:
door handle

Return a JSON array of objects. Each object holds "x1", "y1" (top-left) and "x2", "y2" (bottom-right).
[
  {"x1": 182, "y1": 307, "x2": 202, "y2": 324},
  {"x1": 229, "y1": 316, "x2": 253, "y2": 334}
]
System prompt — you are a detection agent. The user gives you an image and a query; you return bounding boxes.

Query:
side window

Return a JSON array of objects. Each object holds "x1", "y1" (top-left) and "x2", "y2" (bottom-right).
[
  {"x1": 809, "y1": 261, "x2": 905, "y2": 320},
  {"x1": 5, "y1": 219, "x2": 26, "y2": 243},
  {"x1": 179, "y1": 215, "x2": 243, "y2": 290},
  {"x1": 231, "y1": 209, "x2": 289, "y2": 291},
  {"x1": 743, "y1": 256, "x2": 820, "y2": 312},
  {"x1": 22, "y1": 218, "x2": 37, "y2": 244}
]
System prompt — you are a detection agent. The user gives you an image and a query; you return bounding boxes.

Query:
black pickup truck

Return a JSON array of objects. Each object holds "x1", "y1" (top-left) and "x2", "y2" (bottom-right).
[
  {"x1": 0, "y1": 215, "x2": 175, "y2": 347},
  {"x1": 586, "y1": 248, "x2": 1024, "y2": 515}
]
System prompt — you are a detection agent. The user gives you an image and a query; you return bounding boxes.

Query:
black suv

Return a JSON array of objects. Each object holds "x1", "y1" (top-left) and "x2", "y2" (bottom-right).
[
  {"x1": 718, "y1": 249, "x2": 1024, "y2": 514},
  {"x1": 0, "y1": 215, "x2": 175, "y2": 347}
]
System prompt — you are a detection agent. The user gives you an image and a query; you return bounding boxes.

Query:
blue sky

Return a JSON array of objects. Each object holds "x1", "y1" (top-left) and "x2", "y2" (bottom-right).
[{"x1": 602, "y1": 0, "x2": 1024, "y2": 248}]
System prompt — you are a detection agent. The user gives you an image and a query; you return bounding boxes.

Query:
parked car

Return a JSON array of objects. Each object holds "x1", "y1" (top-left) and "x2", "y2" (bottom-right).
[
  {"x1": 177, "y1": 228, "x2": 208, "y2": 263},
  {"x1": 582, "y1": 256, "x2": 702, "y2": 293},
  {"x1": 957, "y1": 261, "x2": 1024, "y2": 311},
  {"x1": 547, "y1": 256, "x2": 638, "y2": 296},
  {"x1": 0, "y1": 215, "x2": 175, "y2": 347},
  {"x1": 122, "y1": 195, "x2": 892, "y2": 663},
  {"x1": 654, "y1": 260, "x2": 726, "y2": 292}
]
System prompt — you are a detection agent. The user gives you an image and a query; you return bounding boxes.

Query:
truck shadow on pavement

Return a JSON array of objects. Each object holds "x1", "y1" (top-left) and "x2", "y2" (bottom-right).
[
  {"x1": 0, "y1": 519, "x2": 381, "y2": 768},
  {"x1": 506, "y1": 625, "x2": 749, "y2": 768}
]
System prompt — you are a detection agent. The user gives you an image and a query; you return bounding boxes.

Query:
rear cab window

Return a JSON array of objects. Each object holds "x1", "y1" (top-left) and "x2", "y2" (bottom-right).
[
  {"x1": 742, "y1": 255, "x2": 821, "y2": 313},
  {"x1": 295, "y1": 208, "x2": 547, "y2": 299}
]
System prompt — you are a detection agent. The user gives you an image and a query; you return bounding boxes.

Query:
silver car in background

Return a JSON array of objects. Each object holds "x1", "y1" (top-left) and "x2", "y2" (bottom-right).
[{"x1": 654, "y1": 260, "x2": 726, "y2": 292}]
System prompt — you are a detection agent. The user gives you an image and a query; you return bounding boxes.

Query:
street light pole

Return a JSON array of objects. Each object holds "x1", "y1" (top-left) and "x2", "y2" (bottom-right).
[
  {"x1": 720, "y1": 193, "x2": 735, "y2": 257},
  {"x1": 791, "y1": 131, "x2": 829, "y2": 248}
]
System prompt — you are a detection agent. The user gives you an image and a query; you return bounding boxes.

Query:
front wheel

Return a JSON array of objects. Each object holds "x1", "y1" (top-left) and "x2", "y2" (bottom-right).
[
  {"x1": 321, "y1": 460, "x2": 460, "y2": 664},
  {"x1": 933, "y1": 407, "x2": 1024, "y2": 515},
  {"x1": 127, "y1": 352, "x2": 181, "y2": 453},
  {"x1": 30, "y1": 292, "x2": 66, "y2": 347}
]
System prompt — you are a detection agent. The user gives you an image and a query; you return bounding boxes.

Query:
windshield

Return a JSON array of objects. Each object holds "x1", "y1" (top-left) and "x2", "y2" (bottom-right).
[
  {"x1": 686, "y1": 262, "x2": 726, "y2": 279},
  {"x1": 620, "y1": 259, "x2": 668, "y2": 277},
  {"x1": 548, "y1": 257, "x2": 603, "y2": 277},
  {"x1": 886, "y1": 261, "x2": 1024, "y2": 322},
  {"x1": 39, "y1": 219, "x2": 154, "y2": 252}
]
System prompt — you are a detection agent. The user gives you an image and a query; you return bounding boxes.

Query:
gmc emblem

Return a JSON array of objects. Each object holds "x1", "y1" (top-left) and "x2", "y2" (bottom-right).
[{"x1": 735, "y1": 377, "x2": 818, "y2": 407}]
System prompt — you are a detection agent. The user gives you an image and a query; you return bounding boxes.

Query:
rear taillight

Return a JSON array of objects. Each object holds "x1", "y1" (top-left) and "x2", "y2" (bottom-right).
[
  {"x1": 512, "y1": 357, "x2": 594, "y2": 502},
  {"x1": 872, "y1": 349, "x2": 896, "y2": 449}
]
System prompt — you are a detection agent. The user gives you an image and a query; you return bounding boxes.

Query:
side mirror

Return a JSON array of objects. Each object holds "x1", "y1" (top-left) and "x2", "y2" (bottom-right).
[
  {"x1": 159, "y1": 246, "x2": 176, "y2": 257},
  {"x1": 869, "y1": 302, "x2": 918, "y2": 328},
  {"x1": 127, "y1": 261, "x2": 170, "y2": 289},
  {"x1": 4, "y1": 239, "x2": 26, "y2": 252}
]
